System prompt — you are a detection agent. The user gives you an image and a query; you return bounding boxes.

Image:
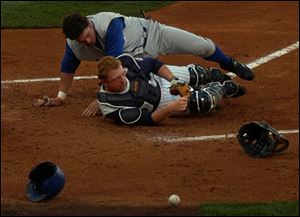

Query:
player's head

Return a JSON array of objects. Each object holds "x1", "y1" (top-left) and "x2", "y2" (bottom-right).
[
  {"x1": 97, "y1": 56, "x2": 127, "y2": 92},
  {"x1": 62, "y1": 13, "x2": 95, "y2": 45}
]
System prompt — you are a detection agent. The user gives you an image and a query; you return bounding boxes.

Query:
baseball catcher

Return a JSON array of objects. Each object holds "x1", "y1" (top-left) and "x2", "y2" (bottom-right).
[
  {"x1": 96, "y1": 54, "x2": 247, "y2": 125},
  {"x1": 237, "y1": 121, "x2": 289, "y2": 157}
]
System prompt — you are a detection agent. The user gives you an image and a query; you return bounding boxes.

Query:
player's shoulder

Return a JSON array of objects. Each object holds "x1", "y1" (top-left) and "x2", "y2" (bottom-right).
[{"x1": 117, "y1": 54, "x2": 141, "y2": 69}]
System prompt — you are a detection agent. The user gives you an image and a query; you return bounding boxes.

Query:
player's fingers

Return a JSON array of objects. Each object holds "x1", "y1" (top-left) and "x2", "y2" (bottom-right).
[
  {"x1": 33, "y1": 98, "x2": 45, "y2": 107},
  {"x1": 82, "y1": 108, "x2": 91, "y2": 117},
  {"x1": 81, "y1": 109, "x2": 88, "y2": 116},
  {"x1": 182, "y1": 96, "x2": 189, "y2": 101},
  {"x1": 83, "y1": 107, "x2": 97, "y2": 117},
  {"x1": 91, "y1": 110, "x2": 98, "y2": 117},
  {"x1": 87, "y1": 109, "x2": 95, "y2": 117},
  {"x1": 44, "y1": 96, "x2": 62, "y2": 107},
  {"x1": 81, "y1": 106, "x2": 90, "y2": 116},
  {"x1": 181, "y1": 101, "x2": 188, "y2": 110}
]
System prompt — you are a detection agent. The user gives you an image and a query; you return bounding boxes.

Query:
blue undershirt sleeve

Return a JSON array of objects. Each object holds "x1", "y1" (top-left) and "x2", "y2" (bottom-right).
[
  {"x1": 139, "y1": 57, "x2": 164, "y2": 75},
  {"x1": 105, "y1": 17, "x2": 125, "y2": 57},
  {"x1": 60, "y1": 42, "x2": 81, "y2": 73}
]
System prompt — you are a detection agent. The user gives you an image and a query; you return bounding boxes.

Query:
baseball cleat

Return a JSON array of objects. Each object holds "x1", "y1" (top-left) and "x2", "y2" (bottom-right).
[
  {"x1": 220, "y1": 57, "x2": 255, "y2": 81},
  {"x1": 223, "y1": 80, "x2": 247, "y2": 98}
]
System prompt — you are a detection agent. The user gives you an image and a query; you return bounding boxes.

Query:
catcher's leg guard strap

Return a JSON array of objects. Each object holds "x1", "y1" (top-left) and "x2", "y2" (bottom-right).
[
  {"x1": 188, "y1": 82, "x2": 224, "y2": 114},
  {"x1": 188, "y1": 64, "x2": 225, "y2": 88}
]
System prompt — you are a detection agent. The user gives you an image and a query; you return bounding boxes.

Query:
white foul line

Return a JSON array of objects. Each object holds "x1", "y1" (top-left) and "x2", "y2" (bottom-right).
[
  {"x1": 225, "y1": 41, "x2": 299, "y2": 78},
  {"x1": 1, "y1": 41, "x2": 299, "y2": 84},
  {"x1": 157, "y1": 129, "x2": 299, "y2": 143},
  {"x1": 247, "y1": 41, "x2": 299, "y2": 69},
  {"x1": 1, "y1": 75, "x2": 98, "y2": 84}
]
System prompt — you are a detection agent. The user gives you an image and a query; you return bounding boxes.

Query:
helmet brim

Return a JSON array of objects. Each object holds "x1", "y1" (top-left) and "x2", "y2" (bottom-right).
[{"x1": 26, "y1": 181, "x2": 47, "y2": 202}]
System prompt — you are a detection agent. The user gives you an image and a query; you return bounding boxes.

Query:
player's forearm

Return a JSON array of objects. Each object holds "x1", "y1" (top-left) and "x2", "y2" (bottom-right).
[
  {"x1": 157, "y1": 65, "x2": 175, "y2": 82},
  {"x1": 151, "y1": 97, "x2": 188, "y2": 124},
  {"x1": 151, "y1": 104, "x2": 174, "y2": 124},
  {"x1": 58, "y1": 72, "x2": 75, "y2": 100}
]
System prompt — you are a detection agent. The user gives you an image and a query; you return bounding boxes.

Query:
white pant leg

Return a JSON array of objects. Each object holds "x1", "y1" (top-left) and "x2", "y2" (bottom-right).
[{"x1": 144, "y1": 21, "x2": 215, "y2": 58}]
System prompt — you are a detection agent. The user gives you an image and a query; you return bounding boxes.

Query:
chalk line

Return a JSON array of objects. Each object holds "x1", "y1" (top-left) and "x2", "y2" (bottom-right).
[
  {"x1": 1, "y1": 41, "x2": 299, "y2": 84},
  {"x1": 225, "y1": 41, "x2": 299, "y2": 78},
  {"x1": 156, "y1": 129, "x2": 299, "y2": 143},
  {"x1": 1, "y1": 75, "x2": 98, "y2": 84}
]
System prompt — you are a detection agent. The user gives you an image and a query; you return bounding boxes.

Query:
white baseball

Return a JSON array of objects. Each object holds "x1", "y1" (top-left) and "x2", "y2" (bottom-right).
[{"x1": 168, "y1": 194, "x2": 180, "y2": 206}]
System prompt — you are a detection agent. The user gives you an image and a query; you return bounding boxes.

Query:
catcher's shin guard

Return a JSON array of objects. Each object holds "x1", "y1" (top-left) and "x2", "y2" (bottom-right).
[
  {"x1": 188, "y1": 64, "x2": 225, "y2": 88},
  {"x1": 222, "y1": 80, "x2": 247, "y2": 98},
  {"x1": 188, "y1": 82, "x2": 224, "y2": 114}
]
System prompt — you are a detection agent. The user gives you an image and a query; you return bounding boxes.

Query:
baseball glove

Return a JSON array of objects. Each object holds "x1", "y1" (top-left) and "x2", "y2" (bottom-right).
[
  {"x1": 237, "y1": 121, "x2": 289, "y2": 157},
  {"x1": 33, "y1": 96, "x2": 60, "y2": 107},
  {"x1": 170, "y1": 82, "x2": 191, "y2": 97}
]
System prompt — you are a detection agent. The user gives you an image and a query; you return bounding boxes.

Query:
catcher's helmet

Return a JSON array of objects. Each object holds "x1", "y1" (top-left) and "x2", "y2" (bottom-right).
[
  {"x1": 237, "y1": 121, "x2": 289, "y2": 157},
  {"x1": 26, "y1": 161, "x2": 65, "y2": 202}
]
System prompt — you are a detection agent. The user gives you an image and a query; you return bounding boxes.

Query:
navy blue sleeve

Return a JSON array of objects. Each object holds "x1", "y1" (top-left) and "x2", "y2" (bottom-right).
[
  {"x1": 60, "y1": 42, "x2": 81, "y2": 73},
  {"x1": 139, "y1": 57, "x2": 164, "y2": 75},
  {"x1": 105, "y1": 17, "x2": 125, "y2": 57},
  {"x1": 106, "y1": 109, "x2": 154, "y2": 126}
]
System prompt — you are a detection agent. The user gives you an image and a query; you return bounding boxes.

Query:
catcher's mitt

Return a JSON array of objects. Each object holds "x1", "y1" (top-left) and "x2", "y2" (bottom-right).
[
  {"x1": 237, "y1": 121, "x2": 289, "y2": 157},
  {"x1": 170, "y1": 82, "x2": 191, "y2": 97}
]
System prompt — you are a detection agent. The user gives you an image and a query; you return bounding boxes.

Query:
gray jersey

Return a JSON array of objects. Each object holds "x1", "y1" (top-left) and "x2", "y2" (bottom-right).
[
  {"x1": 67, "y1": 12, "x2": 216, "y2": 61},
  {"x1": 67, "y1": 12, "x2": 148, "y2": 60}
]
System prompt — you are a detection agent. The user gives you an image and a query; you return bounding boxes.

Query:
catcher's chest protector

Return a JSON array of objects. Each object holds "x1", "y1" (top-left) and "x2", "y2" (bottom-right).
[{"x1": 98, "y1": 55, "x2": 161, "y2": 112}]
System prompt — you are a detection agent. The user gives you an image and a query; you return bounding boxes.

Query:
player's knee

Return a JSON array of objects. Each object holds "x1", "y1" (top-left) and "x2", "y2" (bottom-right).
[
  {"x1": 201, "y1": 38, "x2": 215, "y2": 57},
  {"x1": 190, "y1": 37, "x2": 215, "y2": 57},
  {"x1": 187, "y1": 83, "x2": 224, "y2": 114},
  {"x1": 188, "y1": 64, "x2": 210, "y2": 87},
  {"x1": 188, "y1": 90, "x2": 213, "y2": 114},
  {"x1": 188, "y1": 64, "x2": 224, "y2": 87}
]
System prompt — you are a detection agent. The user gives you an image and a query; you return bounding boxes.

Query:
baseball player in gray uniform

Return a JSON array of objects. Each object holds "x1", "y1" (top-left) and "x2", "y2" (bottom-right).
[
  {"x1": 34, "y1": 11, "x2": 254, "y2": 116},
  {"x1": 96, "y1": 54, "x2": 246, "y2": 125}
]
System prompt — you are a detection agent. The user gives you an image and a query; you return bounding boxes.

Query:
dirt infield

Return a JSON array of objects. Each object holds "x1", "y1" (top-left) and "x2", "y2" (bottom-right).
[{"x1": 1, "y1": 1, "x2": 299, "y2": 215}]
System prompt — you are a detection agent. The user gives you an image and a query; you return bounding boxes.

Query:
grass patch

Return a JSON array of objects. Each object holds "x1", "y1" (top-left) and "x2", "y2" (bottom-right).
[
  {"x1": 199, "y1": 201, "x2": 299, "y2": 216},
  {"x1": 1, "y1": 1, "x2": 174, "y2": 29}
]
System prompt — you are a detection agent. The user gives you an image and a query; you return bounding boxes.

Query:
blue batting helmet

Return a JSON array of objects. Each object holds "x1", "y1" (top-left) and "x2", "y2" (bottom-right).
[{"x1": 26, "y1": 161, "x2": 65, "y2": 202}]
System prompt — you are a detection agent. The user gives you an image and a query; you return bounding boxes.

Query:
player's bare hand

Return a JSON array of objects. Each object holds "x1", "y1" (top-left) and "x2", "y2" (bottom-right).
[
  {"x1": 82, "y1": 99, "x2": 100, "y2": 117},
  {"x1": 33, "y1": 96, "x2": 63, "y2": 107},
  {"x1": 169, "y1": 96, "x2": 188, "y2": 112}
]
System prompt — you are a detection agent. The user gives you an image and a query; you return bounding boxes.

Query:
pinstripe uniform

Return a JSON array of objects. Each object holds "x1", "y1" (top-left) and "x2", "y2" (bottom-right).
[
  {"x1": 155, "y1": 65, "x2": 191, "y2": 108},
  {"x1": 98, "y1": 55, "x2": 197, "y2": 125}
]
